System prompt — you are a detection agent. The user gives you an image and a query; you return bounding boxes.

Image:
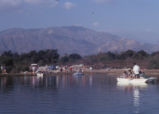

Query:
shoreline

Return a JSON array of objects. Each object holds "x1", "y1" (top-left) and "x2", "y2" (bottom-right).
[
  {"x1": 89, "y1": 69, "x2": 159, "y2": 76},
  {"x1": 0, "y1": 69, "x2": 159, "y2": 77}
]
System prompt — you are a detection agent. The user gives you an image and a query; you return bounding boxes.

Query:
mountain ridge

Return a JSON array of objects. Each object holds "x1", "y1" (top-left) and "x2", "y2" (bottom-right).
[{"x1": 0, "y1": 26, "x2": 158, "y2": 55}]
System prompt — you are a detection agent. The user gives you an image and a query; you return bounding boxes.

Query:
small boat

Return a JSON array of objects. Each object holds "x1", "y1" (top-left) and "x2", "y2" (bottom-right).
[
  {"x1": 117, "y1": 81, "x2": 148, "y2": 87},
  {"x1": 37, "y1": 72, "x2": 44, "y2": 77},
  {"x1": 117, "y1": 76, "x2": 157, "y2": 84},
  {"x1": 117, "y1": 77, "x2": 148, "y2": 84},
  {"x1": 73, "y1": 72, "x2": 84, "y2": 77}
]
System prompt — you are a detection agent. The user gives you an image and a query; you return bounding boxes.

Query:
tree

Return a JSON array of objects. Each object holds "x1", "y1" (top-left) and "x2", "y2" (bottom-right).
[
  {"x1": 60, "y1": 56, "x2": 69, "y2": 63},
  {"x1": 69, "y1": 53, "x2": 82, "y2": 61},
  {"x1": 1, "y1": 50, "x2": 13, "y2": 57},
  {"x1": 43, "y1": 49, "x2": 59, "y2": 63},
  {"x1": 0, "y1": 56, "x2": 14, "y2": 73},
  {"x1": 134, "y1": 50, "x2": 149, "y2": 59},
  {"x1": 148, "y1": 54, "x2": 159, "y2": 69},
  {"x1": 151, "y1": 51, "x2": 159, "y2": 56}
]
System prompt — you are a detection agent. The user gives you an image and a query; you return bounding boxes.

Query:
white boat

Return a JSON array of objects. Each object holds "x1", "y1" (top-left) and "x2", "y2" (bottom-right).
[
  {"x1": 117, "y1": 77, "x2": 148, "y2": 84},
  {"x1": 73, "y1": 72, "x2": 84, "y2": 77},
  {"x1": 117, "y1": 81, "x2": 148, "y2": 87},
  {"x1": 117, "y1": 76, "x2": 157, "y2": 84},
  {"x1": 37, "y1": 72, "x2": 44, "y2": 77}
]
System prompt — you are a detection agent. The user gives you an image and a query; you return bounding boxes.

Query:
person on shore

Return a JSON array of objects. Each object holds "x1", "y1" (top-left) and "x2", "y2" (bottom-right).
[
  {"x1": 60, "y1": 67, "x2": 63, "y2": 72},
  {"x1": 133, "y1": 63, "x2": 140, "y2": 78},
  {"x1": 69, "y1": 66, "x2": 73, "y2": 72}
]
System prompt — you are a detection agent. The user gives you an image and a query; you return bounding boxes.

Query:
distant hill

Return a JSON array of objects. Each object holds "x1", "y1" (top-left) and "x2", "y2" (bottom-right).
[{"x1": 0, "y1": 26, "x2": 158, "y2": 55}]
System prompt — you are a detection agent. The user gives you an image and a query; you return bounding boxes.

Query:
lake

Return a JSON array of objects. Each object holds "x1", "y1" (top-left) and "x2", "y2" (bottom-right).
[{"x1": 0, "y1": 74, "x2": 159, "y2": 114}]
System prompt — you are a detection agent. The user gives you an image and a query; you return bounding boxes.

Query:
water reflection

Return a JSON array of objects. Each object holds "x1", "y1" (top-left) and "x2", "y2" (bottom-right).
[
  {"x1": 117, "y1": 82, "x2": 148, "y2": 114},
  {"x1": 133, "y1": 88, "x2": 140, "y2": 114},
  {"x1": 30, "y1": 76, "x2": 58, "y2": 88},
  {"x1": 0, "y1": 77, "x2": 14, "y2": 93},
  {"x1": 133, "y1": 88, "x2": 140, "y2": 107},
  {"x1": 89, "y1": 75, "x2": 93, "y2": 86},
  {"x1": 0, "y1": 76, "x2": 58, "y2": 91},
  {"x1": 0, "y1": 75, "x2": 159, "y2": 114},
  {"x1": 0, "y1": 75, "x2": 95, "y2": 91}
]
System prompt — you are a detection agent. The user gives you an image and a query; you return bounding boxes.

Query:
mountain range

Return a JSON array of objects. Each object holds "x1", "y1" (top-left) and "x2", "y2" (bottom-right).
[{"x1": 0, "y1": 26, "x2": 158, "y2": 55}]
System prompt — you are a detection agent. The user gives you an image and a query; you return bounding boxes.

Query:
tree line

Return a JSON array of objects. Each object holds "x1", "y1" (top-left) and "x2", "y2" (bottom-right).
[
  {"x1": 0, "y1": 49, "x2": 159, "y2": 73},
  {"x1": 84, "y1": 50, "x2": 159, "y2": 69},
  {"x1": 0, "y1": 49, "x2": 82, "y2": 73}
]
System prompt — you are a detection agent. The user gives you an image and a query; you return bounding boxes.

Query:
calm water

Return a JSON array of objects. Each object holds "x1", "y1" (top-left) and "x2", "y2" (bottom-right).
[{"x1": 0, "y1": 74, "x2": 159, "y2": 114}]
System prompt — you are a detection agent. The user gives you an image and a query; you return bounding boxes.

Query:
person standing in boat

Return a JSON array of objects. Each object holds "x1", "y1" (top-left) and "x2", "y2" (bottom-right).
[{"x1": 133, "y1": 63, "x2": 140, "y2": 78}]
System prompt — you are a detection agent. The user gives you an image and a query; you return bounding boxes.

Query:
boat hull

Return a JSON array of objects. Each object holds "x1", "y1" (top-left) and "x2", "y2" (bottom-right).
[
  {"x1": 73, "y1": 72, "x2": 84, "y2": 77},
  {"x1": 37, "y1": 73, "x2": 44, "y2": 77},
  {"x1": 117, "y1": 78, "x2": 148, "y2": 84}
]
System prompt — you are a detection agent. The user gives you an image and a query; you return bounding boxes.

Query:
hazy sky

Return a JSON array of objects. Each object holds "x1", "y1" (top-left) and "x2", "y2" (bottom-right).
[{"x1": 0, "y1": 0, "x2": 159, "y2": 43}]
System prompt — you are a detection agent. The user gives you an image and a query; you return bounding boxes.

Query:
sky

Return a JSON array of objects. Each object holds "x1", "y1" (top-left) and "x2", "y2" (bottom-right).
[{"x1": 0, "y1": 0, "x2": 159, "y2": 43}]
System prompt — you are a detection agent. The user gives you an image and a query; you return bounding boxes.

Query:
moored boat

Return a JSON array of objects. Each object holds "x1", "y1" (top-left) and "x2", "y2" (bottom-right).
[
  {"x1": 37, "y1": 72, "x2": 44, "y2": 77},
  {"x1": 73, "y1": 72, "x2": 84, "y2": 77}
]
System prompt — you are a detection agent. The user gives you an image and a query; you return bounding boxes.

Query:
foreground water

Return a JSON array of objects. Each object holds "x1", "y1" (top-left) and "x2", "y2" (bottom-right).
[{"x1": 0, "y1": 74, "x2": 159, "y2": 114}]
